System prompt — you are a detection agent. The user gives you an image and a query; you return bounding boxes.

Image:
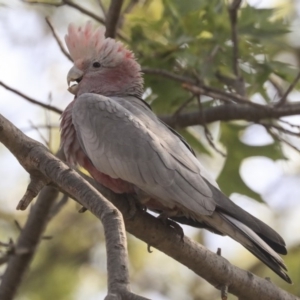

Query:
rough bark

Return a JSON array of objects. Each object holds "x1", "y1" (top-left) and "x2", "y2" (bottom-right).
[{"x1": 0, "y1": 114, "x2": 148, "y2": 300}]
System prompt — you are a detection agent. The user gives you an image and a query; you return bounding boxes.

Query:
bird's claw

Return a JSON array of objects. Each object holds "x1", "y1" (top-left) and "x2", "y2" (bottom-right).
[
  {"x1": 126, "y1": 195, "x2": 147, "y2": 219},
  {"x1": 78, "y1": 206, "x2": 87, "y2": 213},
  {"x1": 147, "y1": 244, "x2": 153, "y2": 253},
  {"x1": 158, "y1": 214, "x2": 184, "y2": 241}
]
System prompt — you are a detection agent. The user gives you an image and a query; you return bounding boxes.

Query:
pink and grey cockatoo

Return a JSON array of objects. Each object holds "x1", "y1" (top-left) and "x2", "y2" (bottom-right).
[{"x1": 60, "y1": 21, "x2": 291, "y2": 283}]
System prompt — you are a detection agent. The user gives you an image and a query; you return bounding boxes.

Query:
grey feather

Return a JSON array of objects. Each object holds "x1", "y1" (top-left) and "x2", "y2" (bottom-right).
[
  {"x1": 71, "y1": 92, "x2": 290, "y2": 283},
  {"x1": 72, "y1": 93, "x2": 216, "y2": 215}
]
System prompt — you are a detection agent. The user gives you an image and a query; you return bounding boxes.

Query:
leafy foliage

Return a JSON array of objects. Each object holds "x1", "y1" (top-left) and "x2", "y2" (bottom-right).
[{"x1": 218, "y1": 123, "x2": 284, "y2": 201}]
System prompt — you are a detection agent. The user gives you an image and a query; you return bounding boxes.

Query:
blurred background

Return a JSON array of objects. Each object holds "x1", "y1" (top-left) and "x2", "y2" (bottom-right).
[{"x1": 0, "y1": 0, "x2": 300, "y2": 299}]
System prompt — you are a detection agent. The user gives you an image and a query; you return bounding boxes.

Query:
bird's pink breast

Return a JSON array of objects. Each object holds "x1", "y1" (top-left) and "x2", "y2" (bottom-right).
[
  {"x1": 79, "y1": 153, "x2": 134, "y2": 194},
  {"x1": 60, "y1": 100, "x2": 134, "y2": 194}
]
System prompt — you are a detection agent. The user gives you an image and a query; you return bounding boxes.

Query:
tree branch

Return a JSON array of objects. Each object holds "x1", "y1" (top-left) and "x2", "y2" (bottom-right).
[
  {"x1": 0, "y1": 114, "x2": 147, "y2": 300},
  {"x1": 276, "y1": 70, "x2": 300, "y2": 107},
  {"x1": 105, "y1": 0, "x2": 124, "y2": 38},
  {"x1": 159, "y1": 102, "x2": 300, "y2": 128},
  {"x1": 63, "y1": 0, "x2": 105, "y2": 24},
  {"x1": 142, "y1": 68, "x2": 261, "y2": 107},
  {"x1": 45, "y1": 17, "x2": 72, "y2": 62},
  {"x1": 24, "y1": 0, "x2": 129, "y2": 41},
  {"x1": 23, "y1": 0, "x2": 105, "y2": 24},
  {"x1": 182, "y1": 83, "x2": 263, "y2": 108},
  {"x1": 98, "y1": 0, "x2": 107, "y2": 17},
  {"x1": 228, "y1": 0, "x2": 242, "y2": 78},
  {"x1": 0, "y1": 185, "x2": 60, "y2": 300},
  {"x1": 0, "y1": 114, "x2": 298, "y2": 300},
  {"x1": 3, "y1": 79, "x2": 300, "y2": 132},
  {"x1": 0, "y1": 81, "x2": 63, "y2": 114}
]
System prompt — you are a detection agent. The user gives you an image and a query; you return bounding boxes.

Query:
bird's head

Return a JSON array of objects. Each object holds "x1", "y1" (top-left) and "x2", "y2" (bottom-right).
[{"x1": 65, "y1": 21, "x2": 143, "y2": 97}]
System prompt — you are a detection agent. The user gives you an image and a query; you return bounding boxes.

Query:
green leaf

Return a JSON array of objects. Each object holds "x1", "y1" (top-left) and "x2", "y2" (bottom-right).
[
  {"x1": 144, "y1": 76, "x2": 190, "y2": 114},
  {"x1": 218, "y1": 123, "x2": 285, "y2": 202}
]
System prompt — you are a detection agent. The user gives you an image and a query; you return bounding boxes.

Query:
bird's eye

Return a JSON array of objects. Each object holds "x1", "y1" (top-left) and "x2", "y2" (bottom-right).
[{"x1": 93, "y1": 62, "x2": 101, "y2": 68}]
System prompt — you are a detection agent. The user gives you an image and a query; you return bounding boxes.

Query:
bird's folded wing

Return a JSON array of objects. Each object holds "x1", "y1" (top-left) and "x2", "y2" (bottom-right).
[{"x1": 72, "y1": 93, "x2": 216, "y2": 216}]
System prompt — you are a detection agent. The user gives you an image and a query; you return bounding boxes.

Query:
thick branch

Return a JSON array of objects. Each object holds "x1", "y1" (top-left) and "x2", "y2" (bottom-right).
[
  {"x1": 0, "y1": 114, "x2": 146, "y2": 300},
  {"x1": 0, "y1": 115, "x2": 298, "y2": 300},
  {"x1": 159, "y1": 103, "x2": 300, "y2": 128},
  {"x1": 79, "y1": 176, "x2": 298, "y2": 300},
  {"x1": 0, "y1": 186, "x2": 59, "y2": 300},
  {"x1": 105, "y1": 0, "x2": 124, "y2": 38},
  {"x1": 2, "y1": 80, "x2": 300, "y2": 132}
]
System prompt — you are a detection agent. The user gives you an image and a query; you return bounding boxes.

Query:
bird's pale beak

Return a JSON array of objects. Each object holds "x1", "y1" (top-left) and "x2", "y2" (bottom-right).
[{"x1": 67, "y1": 66, "x2": 84, "y2": 95}]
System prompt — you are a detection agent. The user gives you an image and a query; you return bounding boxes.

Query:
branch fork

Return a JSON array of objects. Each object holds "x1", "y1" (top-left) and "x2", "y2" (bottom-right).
[{"x1": 17, "y1": 175, "x2": 49, "y2": 210}]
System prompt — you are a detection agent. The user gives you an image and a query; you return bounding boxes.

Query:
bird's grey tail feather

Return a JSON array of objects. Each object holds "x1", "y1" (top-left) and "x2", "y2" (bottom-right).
[
  {"x1": 220, "y1": 213, "x2": 291, "y2": 283},
  {"x1": 204, "y1": 179, "x2": 287, "y2": 255}
]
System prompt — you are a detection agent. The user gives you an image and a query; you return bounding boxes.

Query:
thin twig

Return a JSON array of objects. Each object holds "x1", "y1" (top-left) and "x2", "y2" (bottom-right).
[
  {"x1": 48, "y1": 194, "x2": 69, "y2": 221},
  {"x1": 228, "y1": 0, "x2": 242, "y2": 78},
  {"x1": 201, "y1": 45, "x2": 220, "y2": 75},
  {"x1": 228, "y1": 0, "x2": 246, "y2": 96},
  {"x1": 123, "y1": 0, "x2": 139, "y2": 15},
  {"x1": 258, "y1": 121, "x2": 300, "y2": 137},
  {"x1": 24, "y1": 0, "x2": 131, "y2": 41},
  {"x1": 23, "y1": 0, "x2": 63, "y2": 7},
  {"x1": 98, "y1": 0, "x2": 107, "y2": 17},
  {"x1": 278, "y1": 118, "x2": 300, "y2": 128},
  {"x1": 24, "y1": 0, "x2": 105, "y2": 24},
  {"x1": 14, "y1": 221, "x2": 22, "y2": 232},
  {"x1": 216, "y1": 248, "x2": 229, "y2": 300},
  {"x1": 46, "y1": 93, "x2": 53, "y2": 149},
  {"x1": 276, "y1": 70, "x2": 300, "y2": 107},
  {"x1": 29, "y1": 120, "x2": 49, "y2": 147},
  {"x1": 17, "y1": 175, "x2": 50, "y2": 211},
  {"x1": 183, "y1": 83, "x2": 264, "y2": 109},
  {"x1": 0, "y1": 81, "x2": 63, "y2": 114},
  {"x1": 263, "y1": 125, "x2": 300, "y2": 152},
  {"x1": 142, "y1": 67, "x2": 197, "y2": 85},
  {"x1": 63, "y1": 0, "x2": 105, "y2": 24},
  {"x1": 142, "y1": 68, "x2": 262, "y2": 107},
  {"x1": 45, "y1": 17, "x2": 72, "y2": 62},
  {"x1": 172, "y1": 95, "x2": 195, "y2": 122},
  {"x1": 269, "y1": 75, "x2": 284, "y2": 99},
  {"x1": 22, "y1": 124, "x2": 59, "y2": 133},
  {"x1": 0, "y1": 241, "x2": 12, "y2": 248},
  {"x1": 196, "y1": 97, "x2": 226, "y2": 156},
  {"x1": 118, "y1": 0, "x2": 139, "y2": 28}
]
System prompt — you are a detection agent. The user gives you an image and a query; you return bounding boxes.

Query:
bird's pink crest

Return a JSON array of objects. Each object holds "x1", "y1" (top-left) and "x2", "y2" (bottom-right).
[{"x1": 65, "y1": 21, "x2": 135, "y2": 67}]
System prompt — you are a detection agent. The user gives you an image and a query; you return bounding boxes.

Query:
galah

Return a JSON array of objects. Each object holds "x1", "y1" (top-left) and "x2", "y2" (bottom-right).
[{"x1": 60, "y1": 21, "x2": 291, "y2": 283}]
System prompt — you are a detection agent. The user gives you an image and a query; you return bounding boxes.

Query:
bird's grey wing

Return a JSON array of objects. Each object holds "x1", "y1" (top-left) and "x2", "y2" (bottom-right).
[
  {"x1": 72, "y1": 93, "x2": 216, "y2": 216},
  {"x1": 111, "y1": 96, "x2": 219, "y2": 189}
]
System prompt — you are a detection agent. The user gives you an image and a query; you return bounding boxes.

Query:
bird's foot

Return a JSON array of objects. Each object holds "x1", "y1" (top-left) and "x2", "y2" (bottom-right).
[
  {"x1": 126, "y1": 194, "x2": 147, "y2": 219},
  {"x1": 78, "y1": 206, "x2": 87, "y2": 213},
  {"x1": 158, "y1": 213, "x2": 184, "y2": 241}
]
